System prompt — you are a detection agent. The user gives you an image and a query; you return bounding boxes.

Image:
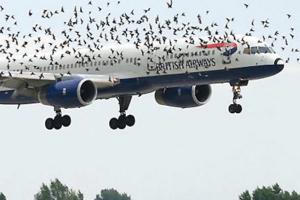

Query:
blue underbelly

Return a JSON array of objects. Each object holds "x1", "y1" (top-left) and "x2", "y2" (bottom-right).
[
  {"x1": 97, "y1": 64, "x2": 284, "y2": 98},
  {"x1": 0, "y1": 64, "x2": 284, "y2": 104}
]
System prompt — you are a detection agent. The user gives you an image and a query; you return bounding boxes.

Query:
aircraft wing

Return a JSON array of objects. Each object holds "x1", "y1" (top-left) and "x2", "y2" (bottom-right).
[{"x1": 0, "y1": 71, "x2": 119, "y2": 90}]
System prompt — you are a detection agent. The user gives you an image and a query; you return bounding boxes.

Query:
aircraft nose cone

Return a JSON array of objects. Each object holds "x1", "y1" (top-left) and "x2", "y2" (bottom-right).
[
  {"x1": 274, "y1": 58, "x2": 284, "y2": 65},
  {"x1": 274, "y1": 58, "x2": 284, "y2": 73}
]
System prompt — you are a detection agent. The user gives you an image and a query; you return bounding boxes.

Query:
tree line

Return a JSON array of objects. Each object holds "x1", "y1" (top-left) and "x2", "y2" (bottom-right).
[
  {"x1": 0, "y1": 179, "x2": 131, "y2": 200},
  {"x1": 1, "y1": 182, "x2": 300, "y2": 200},
  {"x1": 239, "y1": 183, "x2": 300, "y2": 200}
]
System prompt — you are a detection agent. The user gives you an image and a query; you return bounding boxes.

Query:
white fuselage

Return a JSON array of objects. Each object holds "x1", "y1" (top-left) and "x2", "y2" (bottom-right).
[{"x1": 0, "y1": 36, "x2": 284, "y2": 101}]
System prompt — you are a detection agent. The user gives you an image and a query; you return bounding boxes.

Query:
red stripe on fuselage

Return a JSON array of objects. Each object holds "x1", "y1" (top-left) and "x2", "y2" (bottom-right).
[{"x1": 197, "y1": 42, "x2": 237, "y2": 49}]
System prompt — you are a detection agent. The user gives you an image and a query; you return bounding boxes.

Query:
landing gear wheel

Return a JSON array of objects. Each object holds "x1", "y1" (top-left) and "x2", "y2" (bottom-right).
[
  {"x1": 228, "y1": 104, "x2": 243, "y2": 114},
  {"x1": 110, "y1": 96, "x2": 137, "y2": 130},
  {"x1": 228, "y1": 83, "x2": 245, "y2": 114},
  {"x1": 117, "y1": 115, "x2": 127, "y2": 130},
  {"x1": 45, "y1": 108, "x2": 72, "y2": 130},
  {"x1": 229, "y1": 104, "x2": 236, "y2": 114},
  {"x1": 53, "y1": 116, "x2": 62, "y2": 130},
  {"x1": 109, "y1": 118, "x2": 119, "y2": 130},
  {"x1": 45, "y1": 118, "x2": 54, "y2": 130},
  {"x1": 236, "y1": 104, "x2": 242, "y2": 114},
  {"x1": 125, "y1": 115, "x2": 135, "y2": 127},
  {"x1": 62, "y1": 115, "x2": 71, "y2": 127}
]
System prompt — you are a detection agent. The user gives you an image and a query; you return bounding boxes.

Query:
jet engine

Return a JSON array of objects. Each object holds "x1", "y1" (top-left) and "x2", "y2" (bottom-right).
[
  {"x1": 38, "y1": 78, "x2": 97, "y2": 108},
  {"x1": 155, "y1": 85, "x2": 212, "y2": 108}
]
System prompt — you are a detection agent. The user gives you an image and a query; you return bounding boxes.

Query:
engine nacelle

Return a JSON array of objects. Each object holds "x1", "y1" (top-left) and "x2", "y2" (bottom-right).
[
  {"x1": 38, "y1": 78, "x2": 97, "y2": 108},
  {"x1": 155, "y1": 85, "x2": 212, "y2": 108}
]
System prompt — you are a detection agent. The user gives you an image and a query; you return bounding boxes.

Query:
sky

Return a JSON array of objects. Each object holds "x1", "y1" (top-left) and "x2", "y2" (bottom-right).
[{"x1": 0, "y1": 0, "x2": 300, "y2": 200}]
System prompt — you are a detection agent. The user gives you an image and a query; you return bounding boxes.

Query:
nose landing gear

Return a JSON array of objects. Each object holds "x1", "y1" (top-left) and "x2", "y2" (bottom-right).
[
  {"x1": 109, "y1": 96, "x2": 136, "y2": 130},
  {"x1": 228, "y1": 85, "x2": 243, "y2": 114},
  {"x1": 45, "y1": 108, "x2": 71, "y2": 130}
]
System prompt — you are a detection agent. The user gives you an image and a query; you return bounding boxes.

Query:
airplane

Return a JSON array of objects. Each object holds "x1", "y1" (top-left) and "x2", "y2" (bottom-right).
[{"x1": 0, "y1": 35, "x2": 284, "y2": 130}]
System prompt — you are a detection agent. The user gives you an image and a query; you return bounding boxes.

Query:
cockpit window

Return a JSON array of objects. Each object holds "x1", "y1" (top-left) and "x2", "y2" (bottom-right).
[
  {"x1": 250, "y1": 46, "x2": 275, "y2": 54},
  {"x1": 259, "y1": 47, "x2": 272, "y2": 54},
  {"x1": 251, "y1": 47, "x2": 259, "y2": 54}
]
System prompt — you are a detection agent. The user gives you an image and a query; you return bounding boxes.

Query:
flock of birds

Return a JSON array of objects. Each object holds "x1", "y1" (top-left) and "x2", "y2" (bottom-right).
[{"x1": 0, "y1": 0, "x2": 296, "y2": 76}]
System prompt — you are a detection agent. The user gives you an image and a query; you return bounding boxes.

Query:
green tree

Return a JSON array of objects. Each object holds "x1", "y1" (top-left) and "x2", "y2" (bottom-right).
[
  {"x1": 0, "y1": 193, "x2": 6, "y2": 200},
  {"x1": 272, "y1": 183, "x2": 282, "y2": 195},
  {"x1": 239, "y1": 190, "x2": 251, "y2": 200},
  {"x1": 34, "y1": 179, "x2": 84, "y2": 200},
  {"x1": 240, "y1": 183, "x2": 300, "y2": 200},
  {"x1": 95, "y1": 189, "x2": 131, "y2": 200}
]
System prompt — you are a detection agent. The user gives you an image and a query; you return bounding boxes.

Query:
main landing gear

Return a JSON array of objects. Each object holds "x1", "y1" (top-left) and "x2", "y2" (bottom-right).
[
  {"x1": 109, "y1": 96, "x2": 136, "y2": 130},
  {"x1": 45, "y1": 108, "x2": 71, "y2": 130},
  {"x1": 228, "y1": 85, "x2": 243, "y2": 114}
]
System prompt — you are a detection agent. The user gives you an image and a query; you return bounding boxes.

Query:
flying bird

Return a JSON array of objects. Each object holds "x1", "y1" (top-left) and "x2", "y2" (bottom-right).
[{"x1": 166, "y1": 0, "x2": 173, "y2": 8}]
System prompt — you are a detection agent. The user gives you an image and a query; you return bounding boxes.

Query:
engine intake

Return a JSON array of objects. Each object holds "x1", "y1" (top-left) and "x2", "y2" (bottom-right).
[
  {"x1": 38, "y1": 78, "x2": 97, "y2": 108},
  {"x1": 155, "y1": 85, "x2": 211, "y2": 108}
]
